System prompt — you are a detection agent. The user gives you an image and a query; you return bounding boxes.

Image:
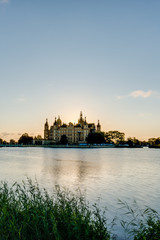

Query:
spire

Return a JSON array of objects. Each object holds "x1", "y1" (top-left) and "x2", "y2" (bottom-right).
[
  {"x1": 45, "y1": 118, "x2": 48, "y2": 127},
  {"x1": 57, "y1": 115, "x2": 62, "y2": 127},
  {"x1": 54, "y1": 117, "x2": 57, "y2": 125},
  {"x1": 44, "y1": 118, "x2": 49, "y2": 131},
  {"x1": 97, "y1": 120, "x2": 101, "y2": 132},
  {"x1": 84, "y1": 117, "x2": 87, "y2": 125},
  {"x1": 78, "y1": 111, "x2": 84, "y2": 125}
]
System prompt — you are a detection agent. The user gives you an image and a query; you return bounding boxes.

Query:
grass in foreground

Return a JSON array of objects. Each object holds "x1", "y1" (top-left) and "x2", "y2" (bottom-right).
[
  {"x1": 0, "y1": 179, "x2": 160, "y2": 240},
  {"x1": 0, "y1": 179, "x2": 110, "y2": 240},
  {"x1": 118, "y1": 200, "x2": 160, "y2": 240}
]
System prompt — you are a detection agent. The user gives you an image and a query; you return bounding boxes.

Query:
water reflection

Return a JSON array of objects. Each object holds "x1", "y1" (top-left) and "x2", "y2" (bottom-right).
[
  {"x1": 0, "y1": 147, "x2": 160, "y2": 211},
  {"x1": 0, "y1": 147, "x2": 160, "y2": 239},
  {"x1": 42, "y1": 149, "x2": 103, "y2": 187},
  {"x1": 39, "y1": 148, "x2": 160, "y2": 210}
]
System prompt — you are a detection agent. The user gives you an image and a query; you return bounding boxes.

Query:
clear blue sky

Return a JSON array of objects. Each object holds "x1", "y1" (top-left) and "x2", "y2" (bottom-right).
[{"x1": 0, "y1": 0, "x2": 160, "y2": 141}]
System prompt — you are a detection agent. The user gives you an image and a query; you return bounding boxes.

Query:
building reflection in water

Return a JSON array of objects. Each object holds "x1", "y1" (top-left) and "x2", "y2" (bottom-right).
[{"x1": 41, "y1": 149, "x2": 104, "y2": 188}]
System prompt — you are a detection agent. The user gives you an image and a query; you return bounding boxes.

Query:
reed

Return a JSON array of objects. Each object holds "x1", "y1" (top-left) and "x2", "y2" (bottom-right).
[
  {"x1": 0, "y1": 179, "x2": 110, "y2": 240},
  {"x1": 118, "y1": 200, "x2": 160, "y2": 240},
  {"x1": 0, "y1": 179, "x2": 159, "y2": 240}
]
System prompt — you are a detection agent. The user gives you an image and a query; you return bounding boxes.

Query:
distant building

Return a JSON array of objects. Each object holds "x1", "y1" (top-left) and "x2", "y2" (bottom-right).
[{"x1": 44, "y1": 112, "x2": 101, "y2": 144}]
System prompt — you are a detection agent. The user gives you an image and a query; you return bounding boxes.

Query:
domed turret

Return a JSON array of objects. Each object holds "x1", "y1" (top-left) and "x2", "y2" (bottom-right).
[
  {"x1": 97, "y1": 120, "x2": 101, "y2": 132},
  {"x1": 57, "y1": 116, "x2": 62, "y2": 127},
  {"x1": 54, "y1": 117, "x2": 57, "y2": 126},
  {"x1": 84, "y1": 117, "x2": 87, "y2": 125},
  {"x1": 78, "y1": 111, "x2": 85, "y2": 126}
]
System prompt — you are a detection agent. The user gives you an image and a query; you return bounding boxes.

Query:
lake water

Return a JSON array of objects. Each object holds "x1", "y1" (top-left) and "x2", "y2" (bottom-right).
[{"x1": 0, "y1": 147, "x2": 160, "y2": 239}]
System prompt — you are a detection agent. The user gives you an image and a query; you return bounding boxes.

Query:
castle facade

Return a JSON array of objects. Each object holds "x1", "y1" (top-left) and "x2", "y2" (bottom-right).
[{"x1": 44, "y1": 112, "x2": 101, "y2": 144}]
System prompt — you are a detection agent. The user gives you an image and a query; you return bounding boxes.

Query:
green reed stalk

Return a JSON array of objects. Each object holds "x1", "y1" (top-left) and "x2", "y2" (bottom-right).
[{"x1": 0, "y1": 179, "x2": 110, "y2": 240}]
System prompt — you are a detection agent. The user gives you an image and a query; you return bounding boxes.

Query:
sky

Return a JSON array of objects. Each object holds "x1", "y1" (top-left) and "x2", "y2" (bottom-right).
[{"x1": 0, "y1": 0, "x2": 160, "y2": 141}]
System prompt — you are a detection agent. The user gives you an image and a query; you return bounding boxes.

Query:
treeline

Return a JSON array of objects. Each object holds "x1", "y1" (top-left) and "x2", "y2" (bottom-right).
[
  {"x1": 87, "y1": 131, "x2": 144, "y2": 147},
  {"x1": 1, "y1": 131, "x2": 160, "y2": 147},
  {"x1": 0, "y1": 133, "x2": 36, "y2": 145}
]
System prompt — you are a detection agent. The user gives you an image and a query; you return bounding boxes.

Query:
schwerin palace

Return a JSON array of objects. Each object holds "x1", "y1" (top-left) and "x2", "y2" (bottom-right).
[{"x1": 43, "y1": 112, "x2": 101, "y2": 144}]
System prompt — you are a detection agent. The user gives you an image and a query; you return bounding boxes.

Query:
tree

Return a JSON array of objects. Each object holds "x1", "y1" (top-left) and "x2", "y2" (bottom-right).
[
  {"x1": 10, "y1": 139, "x2": 16, "y2": 145},
  {"x1": 34, "y1": 135, "x2": 42, "y2": 140},
  {"x1": 141, "y1": 140, "x2": 148, "y2": 147},
  {"x1": 155, "y1": 138, "x2": 160, "y2": 145},
  {"x1": 148, "y1": 138, "x2": 156, "y2": 146},
  {"x1": 105, "y1": 131, "x2": 125, "y2": 144},
  {"x1": 18, "y1": 133, "x2": 33, "y2": 145},
  {"x1": 86, "y1": 132, "x2": 106, "y2": 144},
  {"x1": 126, "y1": 137, "x2": 141, "y2": 147},
  {"x1": 148, "y1": 137, "x2": 160, "y2": 146},
  {"x1": 126, "y1": 138, "x2": 134, "y2": 147},
  {"x1": 0, "y1": 138, "x2": 3, "y2": 144},
  {"x1": 60, "y1": 135, "x2": 68, "y2": 145}
]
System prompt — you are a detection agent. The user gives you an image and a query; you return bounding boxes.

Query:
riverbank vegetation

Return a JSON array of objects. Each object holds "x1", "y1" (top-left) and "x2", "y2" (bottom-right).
[
  {"x1": 0, "y1": 180, "x2": 110, "y2": 240},
  {"x1": 118, "y1": 200, "x2": 160, "y2": 240},
  {"x1": 1, "y1": 130, "x2": 160, "y2": 148},
  {"x1": 1, "y1": 132, "x2": 160, "y2": 148},
  {"x1": 0, "y1": 180, "x2": 159, "y2": 240}
]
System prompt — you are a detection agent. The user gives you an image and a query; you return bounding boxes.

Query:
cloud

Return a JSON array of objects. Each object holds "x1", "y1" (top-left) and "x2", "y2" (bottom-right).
[
  {"x1": 0, "y1": 0, "x2": 9, "y2": 3},
  {"x1": 138, "y1": 113, "x2": 152, "y2": 118},
  {"x1": 16, "y1": 97, "x2": 27, "y2": 102},
  {"x1": 129, "y1": 90, "x2": 154, "y2": 98},
  {"x1": 0, "y1": 132, "x2": 16, "y2": 140},
  {"x1": 116, "y1": 95, "x2": 126, "y2": 100},
  {"x1": 0, "y1": 132, "x2": 23, "y2": 141},
  {"x1": 117, "y1": 90, "x2": 155, "y2": 100},
  {"x1": 1, "y1": 132, "x2": 14, "y2": 136}
]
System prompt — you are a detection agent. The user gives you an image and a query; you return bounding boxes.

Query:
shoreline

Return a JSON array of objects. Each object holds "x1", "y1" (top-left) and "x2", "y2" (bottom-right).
[
  {"x1": 0, "y1": 144, "x2": 146, "y2": 148},
  {"x1": 0, "y1": 144, "x2": 115, "y2": 148}
]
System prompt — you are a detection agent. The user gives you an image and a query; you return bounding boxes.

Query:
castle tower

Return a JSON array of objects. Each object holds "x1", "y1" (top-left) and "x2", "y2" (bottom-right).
[
  {"x1": 84, "y1": 117, "x2": 87, "y2": 125},
  {"x1": 44, "y1": 118, "x2": 49, "y2": 139},
  {"x1": 57, "y1": 115, "x2": 62, "y2": 127},
  {"x1": 97, "y1": 120, "x2": 101, "y2": 132},
  {"x1": 53, "y1": 117, "x2": 57, "y2": 126},
  {"x1": 78, "y1": 111, "x2": 84, "y2": 125}
]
